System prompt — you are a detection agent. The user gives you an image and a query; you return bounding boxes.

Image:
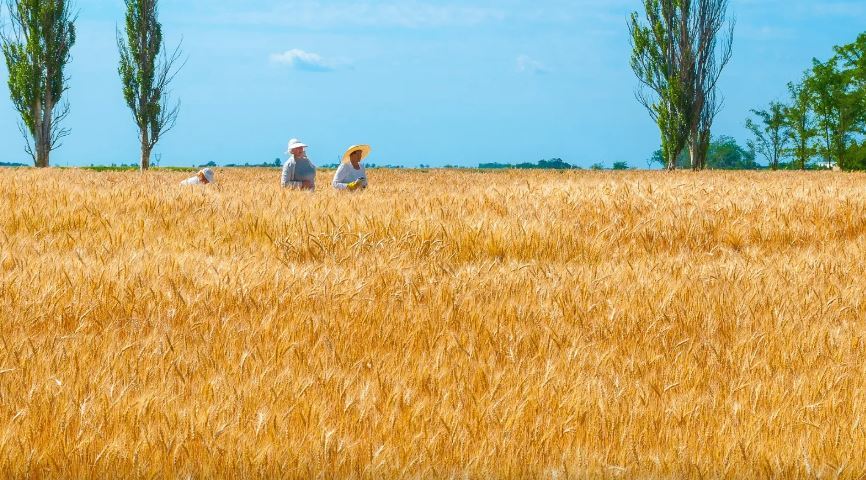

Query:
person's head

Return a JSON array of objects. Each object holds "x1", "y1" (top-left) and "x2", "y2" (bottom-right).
[
  {"x1": 287, "y1": 139, "x2": 308, "y2": 158},
  {"x1": 349, "y1": 149, "x2": 363, "y2": 167},
  {"x1": 198, "y1": 168, "x2": 215, "y2": 184},
  {"x1": 341, "y1": 144, "x2": 371, "y2": 169}
]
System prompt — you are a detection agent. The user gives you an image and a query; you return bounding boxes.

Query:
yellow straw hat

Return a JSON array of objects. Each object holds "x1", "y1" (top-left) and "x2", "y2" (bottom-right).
[{"x1": 341, "y1": 144, "x2": 372, "y2": 164}]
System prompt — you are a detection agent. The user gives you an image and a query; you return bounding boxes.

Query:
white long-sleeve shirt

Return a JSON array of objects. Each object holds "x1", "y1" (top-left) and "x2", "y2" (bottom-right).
[
  {"x1": 180, "y1": 176, "x2": 214, "y2": 186},
  {"x1": 332, "y1": 163, "x2": 368, "y2": 190}
]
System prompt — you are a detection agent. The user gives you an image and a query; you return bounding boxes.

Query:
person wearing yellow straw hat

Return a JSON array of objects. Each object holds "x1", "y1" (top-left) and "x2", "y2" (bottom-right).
[{"x1": 332, "y1": 144, "x2": 370, "y2": 191}]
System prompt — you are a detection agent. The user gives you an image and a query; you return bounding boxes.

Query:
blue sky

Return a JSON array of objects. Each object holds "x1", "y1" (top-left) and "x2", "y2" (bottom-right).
[{"x1": 0, "y1": 0, "x2": 865, "y2": 168}]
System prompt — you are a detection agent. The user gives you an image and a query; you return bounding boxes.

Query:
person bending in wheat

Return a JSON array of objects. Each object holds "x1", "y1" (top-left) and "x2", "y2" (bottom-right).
[{"x1": 180, "y1": 168, "x2": 215, "y2": 186}]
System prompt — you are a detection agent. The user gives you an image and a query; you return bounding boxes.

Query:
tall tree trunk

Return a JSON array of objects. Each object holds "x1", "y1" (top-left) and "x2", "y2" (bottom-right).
[
  {"x1": 40, "y1": 71, "x2": 54, "y2": 168},
  {"x1": 33, "y1": 97, "x2": 45, "y2": 168},
  {"x1": 40, "y1": 101, "x2": 53, "y2": 168},
  {"x1": 688, "y1": 141, "x2": 698, "y2": 171},
  {"x1": 36, "y1": 143, "x2": 49, "y2": 168},
  {"x1": 700, "y1": 132, "x2": 710, "y2": 170},
  {"x1": 140, "y1": 133, "x2": 152, "y2": 171},
  {"x1": 140, "y1": 146, "x2": 152, "y2": 171}
]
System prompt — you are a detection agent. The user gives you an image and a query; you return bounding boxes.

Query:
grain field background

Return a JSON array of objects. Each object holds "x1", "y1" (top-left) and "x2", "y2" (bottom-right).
[{"x1": 1, "y1": 168, "x2": 866, "y2": 478}]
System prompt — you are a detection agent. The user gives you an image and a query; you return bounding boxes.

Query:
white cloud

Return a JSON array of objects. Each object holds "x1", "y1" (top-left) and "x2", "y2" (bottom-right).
[
  {"x1": 269, "y1": 49, "x2": 335, "y2": 72},
  {"x1": 516, "y1": 54, "x2": 548, "y2": 74}
]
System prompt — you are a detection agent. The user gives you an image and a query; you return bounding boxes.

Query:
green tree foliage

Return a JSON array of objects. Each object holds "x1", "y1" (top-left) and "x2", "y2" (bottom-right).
[
  {"x1": 1, "y1": 0, "x2": 76, "y2": 167},
  {"x1": 832, "y1": 33, "x2": 866, "y2": 169},
  {"x1": 629, "y1": 0, "x2": 689, "y2": 170},
  {"x1": 118, "y1": 0, "x2": 183, "y2": 171},
  {"x1": 806, "y1": 57, "x2": 866, "y2": 170},
  {"x1": 707, "y1": 136, "x2": 758, "y2": 170},
  {"x1": 681, "y1": 0, "x2": 735, "y2": 171},
  {"x1": 836, "y1": 33, "x2": 866, "y2": 95},
  {"x1": 478, "y1": 159, "x2": 575, "y2": 170},
  {"x1": 649, "y1": 136, "x2": 757, "y2": 170},
  {"x1": 783, "y1": 80, "x2": 818, "y2": 170},
  {"x1": 746, "y1": 101, "x2": 789, "y2": 170},
  {"x1": 755, "y1": 32, "x2": 866, "y2": 170},
  {"x1": 630, "y1": 0, "x2": 734, "y2": 171}
]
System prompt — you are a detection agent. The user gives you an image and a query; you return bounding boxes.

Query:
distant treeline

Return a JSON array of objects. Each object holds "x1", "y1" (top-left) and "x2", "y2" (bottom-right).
[
  {"x1": 478, "y1": 159, "x2": 577, "y2": 170},
  {"x1": 475, "y1": 159, "x2": 633, "y2": 170},
  {"x1": 199, "y1": 159, "x2": 405, "y2": 169}
]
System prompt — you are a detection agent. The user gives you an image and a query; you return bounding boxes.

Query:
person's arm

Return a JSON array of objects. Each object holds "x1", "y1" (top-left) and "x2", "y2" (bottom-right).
[
  {"x1": 332, "y1": 165, "x2": 350, "y2": 190},
  {"x1": 281, "y1": 161, "x2": 303, "y2": 189}
]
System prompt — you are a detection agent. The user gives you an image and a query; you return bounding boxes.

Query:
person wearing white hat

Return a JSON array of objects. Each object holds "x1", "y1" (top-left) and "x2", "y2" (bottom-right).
[
  {"x1": 332, "y1": 145, "x2": 370, "y2": 191},
  {"x1": 180, "y1": 168, "x2": 216, "y2": 186},
  {"x1": 281, "y1": 138, "x2": 317, "y2": 190}
]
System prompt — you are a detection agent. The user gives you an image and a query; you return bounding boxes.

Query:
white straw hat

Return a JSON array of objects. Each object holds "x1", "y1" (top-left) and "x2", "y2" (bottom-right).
[
  {"x1": 286, "y1": 138, "x2": 308, "y2": 154},
  {"x1": 201, "y1": 168, "x2": 215, "y2": 183},
  {"x1": 341, "y1": 144, "x2": 372, "y2": 164}
]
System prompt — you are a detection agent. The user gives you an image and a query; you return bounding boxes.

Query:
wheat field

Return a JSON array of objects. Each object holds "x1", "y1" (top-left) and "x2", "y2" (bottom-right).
[{"x1": 1, "y1": 168, "x2": 866, "y2": 478}]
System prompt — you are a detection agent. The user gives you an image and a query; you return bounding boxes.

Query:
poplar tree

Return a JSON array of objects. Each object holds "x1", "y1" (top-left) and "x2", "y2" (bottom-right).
[
  {"x1": 682, "y1": 0, "x2": 734, "y2": 170},
  {"x1": 117, "y1": 0, "x2": 183, "y2": 171},
  {"x1": 630, "y1": 0, "x2": 734, "y2": 170},
  {"x1": 629, "y1": 0, "x2": 689, "y2": 170},
  {"x1": 1, "y1": 0, "x2": 76, "y2": 167}
]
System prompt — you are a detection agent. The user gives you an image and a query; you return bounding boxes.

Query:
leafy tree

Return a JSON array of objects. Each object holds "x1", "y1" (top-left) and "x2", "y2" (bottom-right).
[
  {"x1": 1, "y1": 0, "x2": 77, "y2": 167},
  {"x1": 783, "y1": 79, "x2": 818, "y2": 170},
  {"x1": 612, "y1": 161, "x2": 630, "y2": 170},
  {"x1": 834, "y1": 33, "x2": 866, "y2": 169},
  {"x1": 706, "y1": 135, "x2": 758, "y2": 170},
  {"x1": 630, "y1": 0, "x2": 734, "y2": 171},
  {"x1": 806, "y1": 57, "x2": 865, "y2": 170},
  {"x1": 836, "y1": 33, "x2": 866, "y2": 90},
  {"x1": 629, "y1": 0, "x2": 689, "y2": 170},
  {"x1": 118, "y1": 0, "x2": 184, "y2": 171},
  {"x1": 746, "y1": 101, "x2": 789, "y2": 170},
  {"x1": 682, "y1": 0, "x2": 735, "y2": 171}
]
